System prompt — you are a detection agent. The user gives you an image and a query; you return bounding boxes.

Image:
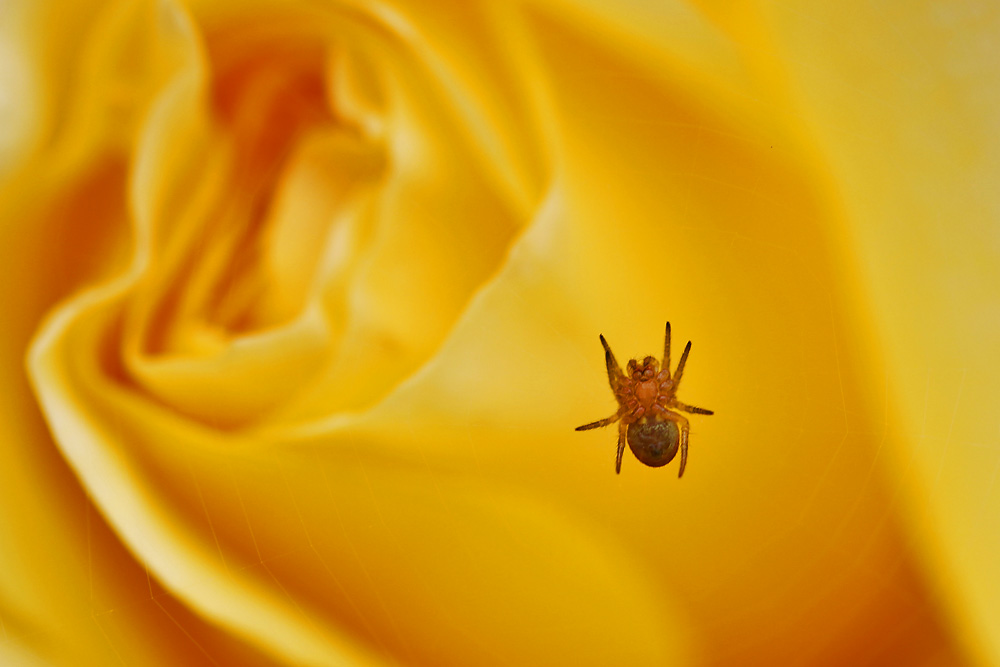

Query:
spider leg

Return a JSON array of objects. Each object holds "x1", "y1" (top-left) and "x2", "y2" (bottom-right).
[
  {"x1": 575, "y1": 412, "x2": 621, "y2": 431},
  {"x1": 674, "y1": 401, "x2": 713, "y2": 415},
  {"x1": 615, "y1": 421, "x2": 627, "y2": 474},
  {"x1": 678, "y1": 423, "x2": 689, "y2": 478},
  {"x1": 673, "y1": 341, "x2": 692, "y2": 389},
  {"x1": 662, "y1": 321, "x2": 672, "y2": 379},
  {"x1": 659, "y1": 410, "x2": 691, "y2": 478},
  {"x1": 600, "y1": 334, "x2": 626, "y2": 391}
]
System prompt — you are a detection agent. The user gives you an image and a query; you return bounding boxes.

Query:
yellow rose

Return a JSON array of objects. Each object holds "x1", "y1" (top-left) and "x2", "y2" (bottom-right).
[{"x1": 1, "y1": 0, "x2": 996, "y2": 665}]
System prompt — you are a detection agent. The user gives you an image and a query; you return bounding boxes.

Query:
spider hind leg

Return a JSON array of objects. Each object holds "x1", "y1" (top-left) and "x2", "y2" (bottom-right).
[
  {"x1": 615, "y1": 422, "x2": 627, "y2": 474},
  {"x1": 657, "y1": 410, "x2": 691, "y2": 478}
]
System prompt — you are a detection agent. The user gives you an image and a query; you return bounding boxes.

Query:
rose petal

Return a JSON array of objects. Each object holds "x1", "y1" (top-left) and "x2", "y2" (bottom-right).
[
  {"x1": 763, "y1": 1, "x2": 1000, "y2": 663},
  {"x1": 30, "y1": 269, "x2": 688, "y2": 666},
  {"x1": 267, "y1": 6, "x2": 962, "y2": 663},
  {"x1": 24, "y1": 2, "x2": 688, "y2": 665}
]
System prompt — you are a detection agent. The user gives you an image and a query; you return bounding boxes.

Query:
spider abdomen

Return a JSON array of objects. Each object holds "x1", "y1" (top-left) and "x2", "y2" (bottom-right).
[{"x1": 627, "y1": 419, "x2": 680, "y2": 468}]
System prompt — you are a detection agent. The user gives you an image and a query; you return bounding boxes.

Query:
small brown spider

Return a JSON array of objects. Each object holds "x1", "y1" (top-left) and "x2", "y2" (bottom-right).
[{"x1": 576, "y1": 322, "x2": 713, "y2": 476}]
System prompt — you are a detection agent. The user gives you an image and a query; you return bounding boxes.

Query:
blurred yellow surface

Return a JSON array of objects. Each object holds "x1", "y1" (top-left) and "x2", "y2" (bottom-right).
[{"x1": 0, "y1": 0, "x2": 997, "y2": 665}]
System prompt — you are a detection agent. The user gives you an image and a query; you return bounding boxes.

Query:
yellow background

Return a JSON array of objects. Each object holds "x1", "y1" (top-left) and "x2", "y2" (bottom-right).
[{"x1": 1, "y1": 0, "x2": 997, "y2": 665}]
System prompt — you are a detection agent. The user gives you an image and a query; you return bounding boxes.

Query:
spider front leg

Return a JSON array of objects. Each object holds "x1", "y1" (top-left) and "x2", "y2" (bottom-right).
[
  {"x1": 673, "y1": 341, "x2": 692, "y2": 389},
  {"x1": 615, "y1": 421, "x2": 627, "y2": 474},
  {"x1": 660, "y1": 410, "x2": 691, "y2": 477},
  {"x1": 600, "y1": 334, "x2": 627, "y2": 392},
  {"x1": 662, "y1": 321, "x2": 672, "y2": 379}
]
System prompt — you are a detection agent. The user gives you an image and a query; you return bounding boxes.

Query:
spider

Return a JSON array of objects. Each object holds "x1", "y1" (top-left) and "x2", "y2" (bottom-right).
[{"x1": 576, "y1": 322, "x2": 713, "y2": 477}]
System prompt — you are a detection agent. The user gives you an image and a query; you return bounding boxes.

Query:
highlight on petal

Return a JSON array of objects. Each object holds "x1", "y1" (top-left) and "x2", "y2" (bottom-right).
[
  {"x1": 0, "y1": 640, "x2": 50, "y2": 667},
  {"x1": 0, "y1": 4, "x2": 42, "y2": 177}
]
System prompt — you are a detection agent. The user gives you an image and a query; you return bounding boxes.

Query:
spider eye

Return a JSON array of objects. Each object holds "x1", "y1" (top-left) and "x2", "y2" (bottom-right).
[{"x1": 626, "y1": 420, "x2": 680, "y2": 468}]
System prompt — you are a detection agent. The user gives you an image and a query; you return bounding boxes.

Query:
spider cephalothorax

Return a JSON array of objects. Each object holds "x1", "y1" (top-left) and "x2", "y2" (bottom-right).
[{"x1": 576, "y1": 322, "x2": 713, "y2": 476}]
